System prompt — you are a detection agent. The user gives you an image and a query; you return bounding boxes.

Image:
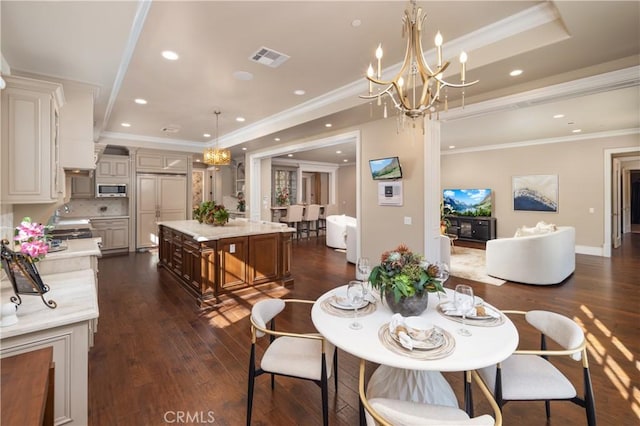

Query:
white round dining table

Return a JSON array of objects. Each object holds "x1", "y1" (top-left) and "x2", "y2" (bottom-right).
[{"x1": 311, "y1": 286, "x2": 519, "y2": 407}]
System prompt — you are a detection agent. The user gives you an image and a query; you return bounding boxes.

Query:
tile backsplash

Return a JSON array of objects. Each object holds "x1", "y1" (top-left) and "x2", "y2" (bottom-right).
[{"x1": 60, "y1": 198, "x2": 129, "y2": 218}]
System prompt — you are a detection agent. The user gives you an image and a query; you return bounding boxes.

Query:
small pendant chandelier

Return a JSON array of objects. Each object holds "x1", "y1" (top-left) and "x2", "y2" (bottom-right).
[{"x1": 203, "y1": 111, "x2": 231, "y2": 166}]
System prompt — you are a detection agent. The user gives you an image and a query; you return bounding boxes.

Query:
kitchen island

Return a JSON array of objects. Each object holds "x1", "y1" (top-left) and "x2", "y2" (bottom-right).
[{"x1": 158, "y1": 219, "x2": 295, "y2": 306}]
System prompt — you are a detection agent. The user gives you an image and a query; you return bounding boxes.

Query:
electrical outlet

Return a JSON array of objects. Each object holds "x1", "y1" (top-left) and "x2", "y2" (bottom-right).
[
  {"x1": 404, "y1": 216, "x2": 412, "y2": 225},
  {"x1": 230, "y1": 244, "x2": 236, "y2": 253}
]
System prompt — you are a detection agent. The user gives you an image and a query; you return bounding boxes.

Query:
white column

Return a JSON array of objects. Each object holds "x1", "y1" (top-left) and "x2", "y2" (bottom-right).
[{"x1": 423, "y1": 118, "x2": 441, "y2": 262}]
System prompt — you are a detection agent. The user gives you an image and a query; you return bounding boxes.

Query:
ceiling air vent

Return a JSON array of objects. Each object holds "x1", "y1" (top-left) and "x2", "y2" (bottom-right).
[
  {"x1": 249, "y1": 46, "x2": 290, "y2": 68},
  {"x1": 161, "y1": 125, "x2": 181, "y2": 134}
]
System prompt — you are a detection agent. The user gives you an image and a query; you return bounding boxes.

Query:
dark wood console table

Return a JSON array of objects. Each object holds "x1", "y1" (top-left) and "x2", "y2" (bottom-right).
[
  {"x1": 1, "y1": 346, "x2": 54, "y2": 426},
  {"x1": 445, "y1": 216, "x2": 497, "y2": 243}
]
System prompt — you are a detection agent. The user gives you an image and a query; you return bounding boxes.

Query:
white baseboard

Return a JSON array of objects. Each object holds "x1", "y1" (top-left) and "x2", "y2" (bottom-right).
[{"x1": 575, "y1": 245, "x2": 603, "y2": 256}]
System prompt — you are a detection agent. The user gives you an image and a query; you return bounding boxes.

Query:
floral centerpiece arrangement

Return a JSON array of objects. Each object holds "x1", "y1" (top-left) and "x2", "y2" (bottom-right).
[
  {"x1": 276, "y1": 187, "x2": 290, "y2": 206},
  {"x1": 369, "y1": 244, "x2": 444, "y2": 316},
  {"x1": 193, "y1": 201, "x2": 229, "y2": 226},
  {"x1": 14, "y1": 217, "x2": 51, "y2": 261}
]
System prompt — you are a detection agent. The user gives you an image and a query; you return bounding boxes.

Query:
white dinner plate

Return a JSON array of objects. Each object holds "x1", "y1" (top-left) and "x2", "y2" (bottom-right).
[
  {"x1": 329, "y1": 290, "x2": 368, "y2": 310},
  {"x1": 390, "y1": 327, "x2": 445, "y2": 351}
]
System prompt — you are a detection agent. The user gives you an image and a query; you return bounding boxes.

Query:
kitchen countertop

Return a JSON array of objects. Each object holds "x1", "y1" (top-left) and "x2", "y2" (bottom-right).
[
  {"x1": 159, "y1": 219, "x2": 295, "y2": 242},
  {"x1": 44, "y1": 238, "x2": 102, "y2": 260},
  {"x1": 88, "y1": 215, "x2": 130, "y2": 220},
  {"x1": 0, "y1": 269, "x2": 99, "y2": 339}
]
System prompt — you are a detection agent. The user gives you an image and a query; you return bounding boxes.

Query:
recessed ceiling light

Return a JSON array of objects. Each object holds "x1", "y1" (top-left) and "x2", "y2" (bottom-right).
[
  {"x1": 336, "y1": 150, "x2": 342, "y2": 154},
  {"x1": 287, "y1": 154, "x2": 293, "y2": 157},
  {"x1": 572, "y1": 129, "x2": 582, "y2": 133},
  {"x1": 351, "y1": 19, "x2": 362, "y2": 28},
  {"x1": 449, "y1": 145, "x2": 456, "y2": 149},
  {"x1": 509, "y1": 69, "x2": 523, "y2": 77},
  {"x1": 134, "y1": 98, "x2": 147, "y2": 105},
  {"x1": 274, "y1": 137, "x2": 281, "y2": 142},
  {"x1": 203, "y1": 133, "x2": 211, "y2": 138},
  {"x1": 121, "y1": 122, "x2": 131, "y2": 127},
  {"x1": 236, "y1": 117, "x2": 246, "y2": 122},
  {"x1": 325, "y1": 123, "x2": 332, "y2": 128},
  {"x1": 553, "y1": 114, "x2": 565, "y2": 119},
  {"x1": 343, "y1": 159, "x2": 348, "y2": 162},
  {"x1": 242, "y1": 147, "x2": 247, "y2": 151},
  {"x1": 195, "y1": 159, "x2": 201, "y2": 162},
  {"x1": 293, "y1": 89, "x2": 306, "y2": 96},
  {"x1": 162, "y1": 50, "x2": 179, "y2": 60},
  {"x1": 233, "y1": 71, "x2": 254, "y2": 81}
]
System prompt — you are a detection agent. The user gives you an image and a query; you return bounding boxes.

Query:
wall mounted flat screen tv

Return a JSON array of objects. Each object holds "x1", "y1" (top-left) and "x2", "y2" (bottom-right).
[
  {"x1": 369, "y1": 157, "x2": 403, "y2": 180},
  {"x1": 443, "y1": 188, "x2": 492, "y2": 217}
]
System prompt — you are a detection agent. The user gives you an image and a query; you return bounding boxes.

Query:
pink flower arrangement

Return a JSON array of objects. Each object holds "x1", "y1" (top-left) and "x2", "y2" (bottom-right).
[{"x1": 14, "y1": 217, "x2": 50, "y2": 261}]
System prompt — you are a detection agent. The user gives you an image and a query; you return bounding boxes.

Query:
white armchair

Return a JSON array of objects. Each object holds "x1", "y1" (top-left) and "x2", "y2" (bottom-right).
[
  {"x1": 326, "y1": 215, "x2": 356, "y2": 249},
  {"x1": 485, "y1": 226, "x2": 575, "y2": 285}
]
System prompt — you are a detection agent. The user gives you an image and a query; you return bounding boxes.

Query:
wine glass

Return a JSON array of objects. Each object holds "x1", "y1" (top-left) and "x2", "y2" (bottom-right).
[
  {"x1": 435, "y1": 261, "x2": 450, "y2": 301},
  {"x1": 356, "y1": 257, "x2": 371, "y2": 297},
  {"x1": 454, "y1": 284, "x2": 474, "y2": 336},
  {"x1": 347, "y1": 281, "x2": 365, "y2": 330}
]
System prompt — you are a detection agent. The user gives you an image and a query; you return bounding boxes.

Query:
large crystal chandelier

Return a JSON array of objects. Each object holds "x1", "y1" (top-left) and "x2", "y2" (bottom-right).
[
  {"x1": 361, "y1": 0, "x2": 478, "y2": 120},
  {"x1": 203, "y1": 111, "x2": 231, "y2": 166}
]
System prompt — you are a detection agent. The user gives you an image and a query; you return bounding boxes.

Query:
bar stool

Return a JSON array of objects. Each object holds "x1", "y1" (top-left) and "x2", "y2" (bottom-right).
[
  {"x1": 279, "y1": 205, "x2": 304, "y2": 239},
  {"x1": 317, "y1": 204, "x2": 338, "y2": 235},
  {"x1": 300, "y1": 204, "x2": 321, "y2": 238}
]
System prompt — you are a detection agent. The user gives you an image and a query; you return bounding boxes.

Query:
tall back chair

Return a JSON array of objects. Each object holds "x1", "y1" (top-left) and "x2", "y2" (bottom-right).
[
  {"x1": 359, "y1": 360, "x2": 501, "y2": 425},
  {"x1": 300, "y1": 204, "x2": 321, "y2": 238},
  {"x1": 278, "y1": 205, "x2": 303, "y2": 239},
  {"x1": 247, "y1": 298, "x2": 338, "y2": 426},
  {"x1": 477, "y1": 310, "x2": 596, "y2": 426}
]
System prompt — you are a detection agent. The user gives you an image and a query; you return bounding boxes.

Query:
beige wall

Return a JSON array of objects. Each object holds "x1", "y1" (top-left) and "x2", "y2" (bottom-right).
[
  {"x1": 337, "y1": 164, "x2": 356, "y2": 217},
  {"x1": 441, "y1": 133, "x2": 640, "y2": 250},
  {"x1": 360, "y1": 119, "x2": 427, "y2": 261}
]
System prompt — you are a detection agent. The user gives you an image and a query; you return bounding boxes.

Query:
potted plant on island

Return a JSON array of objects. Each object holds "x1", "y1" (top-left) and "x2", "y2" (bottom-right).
[
  {"x1": 369, "y1": 244, "x2": 444, "y2": 316},
  {"x1": 193, "y1": 201, "x2": 229, "y2": 226}
]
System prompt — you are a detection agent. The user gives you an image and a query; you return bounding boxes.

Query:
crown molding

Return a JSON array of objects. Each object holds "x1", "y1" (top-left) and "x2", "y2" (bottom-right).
[
  {"x1": 100, "y1": 131, "x2": 204, "y2": 152},
  {"x1": 442, "y1": 128, "x2": 640, "y2": 155},
  {"x1": 440, "y1": 66, "x2": 640, "y2": 122}
]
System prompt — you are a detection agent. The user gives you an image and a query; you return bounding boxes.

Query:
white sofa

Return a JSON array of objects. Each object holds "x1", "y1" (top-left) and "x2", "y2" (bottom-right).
[
  {"x1": 326, "y1": 215, "x2": 356, "y2": 249},
  {"x1": 485, "y1": 226, "x2": 575, "y2": 285}
]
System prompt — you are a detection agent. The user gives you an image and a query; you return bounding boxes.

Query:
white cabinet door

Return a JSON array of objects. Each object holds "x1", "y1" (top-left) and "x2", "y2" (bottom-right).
[
  {"x1": 1, "y1": 76, "x2": 64, "y2": 204},
  {"x1": 136, "y1": 175, "x2": 186, "y2": 249},
  {"x1": 96, "y1": 156, "x2": 129, "y2": 180},
  {"x1": 70, "y1": 175, "x2": 94, "y2": 198}
]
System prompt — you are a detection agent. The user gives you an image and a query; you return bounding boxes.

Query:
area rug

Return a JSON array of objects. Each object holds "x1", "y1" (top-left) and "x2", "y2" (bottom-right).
[{"x1": 450, "y1": 247, "x2": 506, "y2": 286}]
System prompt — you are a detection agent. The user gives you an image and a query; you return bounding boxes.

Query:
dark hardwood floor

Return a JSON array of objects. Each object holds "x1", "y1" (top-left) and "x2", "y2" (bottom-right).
[{"x1": 88, "y1": 233, "x2": 639, "y2": 425}]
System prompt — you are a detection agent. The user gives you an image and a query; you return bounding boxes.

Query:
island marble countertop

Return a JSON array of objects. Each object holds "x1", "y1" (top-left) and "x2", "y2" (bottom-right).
[
  {"x1": 159, "y1": 219, "x2": 295, "y2": 242},
  {"x1": 0, "y1": 269, "x2": 99, "y2": 339}
]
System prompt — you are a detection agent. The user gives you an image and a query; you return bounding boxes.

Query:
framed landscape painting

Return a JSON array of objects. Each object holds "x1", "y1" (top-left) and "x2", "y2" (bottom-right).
[{"x1": 512, "y1": 174, "x2": 558, "y2": 212}]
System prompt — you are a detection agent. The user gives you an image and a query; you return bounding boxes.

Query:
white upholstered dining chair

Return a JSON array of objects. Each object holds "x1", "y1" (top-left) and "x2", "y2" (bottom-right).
[
  {"x1": 247, "y1": 298, "x2": 338, "y2": 426},
  {"x1": 477, "y1": 310, "x2": 596, "y2": 426},
  {"x1": 359, "y1": 360, "x2": 502, "y2": 426},
  {"x1": 278, "y1": 204, "x2": 303, "y2": 239}
]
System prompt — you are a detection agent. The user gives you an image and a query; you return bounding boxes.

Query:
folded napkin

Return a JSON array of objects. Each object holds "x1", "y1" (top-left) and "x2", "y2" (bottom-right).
[
  {"x1": 441, "y1": 302, "x2": 500, "y2": 318},
  {"x1": 389, "y1": 314, "x2": 419, "y2": 350}
]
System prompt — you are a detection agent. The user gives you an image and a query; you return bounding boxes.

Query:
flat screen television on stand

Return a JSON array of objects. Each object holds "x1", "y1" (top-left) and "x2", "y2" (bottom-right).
[
  {"x1": 443, "y1": 188, "x2": 492, "y2": 217},
  {"x1": 369, "y1": 157, "x2": 403, "y2": 180}
]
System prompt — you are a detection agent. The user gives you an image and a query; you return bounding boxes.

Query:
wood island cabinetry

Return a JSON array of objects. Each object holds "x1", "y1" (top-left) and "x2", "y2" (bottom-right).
[{"x1": 158, "y1": 221, "x2": 294, "y2": 306}]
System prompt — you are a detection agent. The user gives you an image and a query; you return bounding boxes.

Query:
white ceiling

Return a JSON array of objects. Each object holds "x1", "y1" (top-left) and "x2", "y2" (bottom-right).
[{"x1": 2, "y1": 1, "x2": 639, "y2": 165}]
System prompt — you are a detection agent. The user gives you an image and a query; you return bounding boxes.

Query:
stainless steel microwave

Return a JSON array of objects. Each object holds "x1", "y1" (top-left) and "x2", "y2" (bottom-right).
[{"x1": 96, "y1": 183, "x2": 127, "y2": 197}]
